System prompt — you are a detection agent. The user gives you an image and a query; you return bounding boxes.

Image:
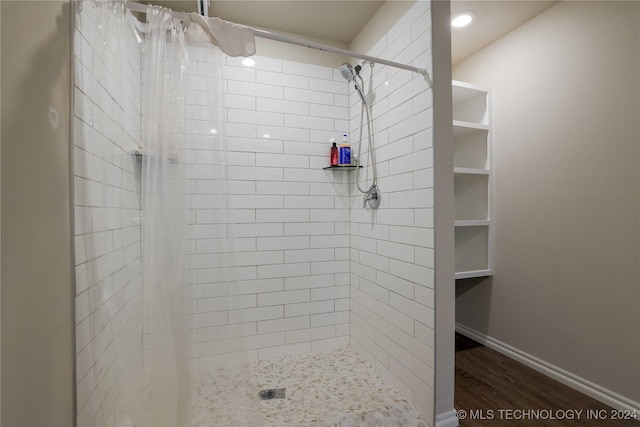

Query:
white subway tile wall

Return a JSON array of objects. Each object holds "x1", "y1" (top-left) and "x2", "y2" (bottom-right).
[
  {"x1": 171, "y1": 43, "x2": 352, "y2": 370},
  {"x1": 74, "y1": 1, "x2": 434, "y2": 425},
  {"x1": 73, "y1": 3, "x2": 142, "y2": 427},
  {"x1": 348, "y1": 2, "x2": 435, "y2": 422}
]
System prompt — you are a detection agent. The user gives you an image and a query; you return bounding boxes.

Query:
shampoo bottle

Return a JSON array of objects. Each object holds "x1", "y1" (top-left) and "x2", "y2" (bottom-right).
[
  {"x1": 330, "y1": 139, "x2": 338, "y2": 166},
  {"x1": 339, "y1": 134, "x2": 351, "y2": 166}
]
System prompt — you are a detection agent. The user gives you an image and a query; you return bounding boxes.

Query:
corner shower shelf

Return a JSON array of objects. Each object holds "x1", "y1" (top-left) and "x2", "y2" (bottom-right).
[
  {"x1": 453, "y1": 80, "x2": 493, "y2": 280},
  {"x1": 323, "y1": 165, "x2": 363, "y2": 171},
  {"x1": 132, "y1": 150, "x2": 179, "y2": 164}
]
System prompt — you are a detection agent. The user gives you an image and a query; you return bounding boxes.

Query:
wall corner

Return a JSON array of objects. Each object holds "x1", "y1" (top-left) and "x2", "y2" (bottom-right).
[{"x1": 431, "y1": 0, "x2": 458, "y2": 425}]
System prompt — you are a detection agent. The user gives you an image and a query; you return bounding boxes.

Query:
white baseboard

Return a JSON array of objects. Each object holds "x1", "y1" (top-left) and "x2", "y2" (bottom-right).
[
  {"x1": 456, "y1": 323, "x2": 640, "y2": 413},
  {"x1": 435, "y1": 409, "x2": 459, "y2": 427}
]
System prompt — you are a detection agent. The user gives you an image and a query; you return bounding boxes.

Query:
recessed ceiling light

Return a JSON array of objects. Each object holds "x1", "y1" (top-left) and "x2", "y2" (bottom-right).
[
  {"x1": 452, "y1": 10, "x2": 476, "y2": 28},
  {"x1": 242, "y1": 58, "x2": 256, "y2": 67}
]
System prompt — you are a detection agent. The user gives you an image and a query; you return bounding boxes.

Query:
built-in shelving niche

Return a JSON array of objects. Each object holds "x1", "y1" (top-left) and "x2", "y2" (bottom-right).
[{"x1": 453, "y1": 80, "x2": 493, "y2": 280}]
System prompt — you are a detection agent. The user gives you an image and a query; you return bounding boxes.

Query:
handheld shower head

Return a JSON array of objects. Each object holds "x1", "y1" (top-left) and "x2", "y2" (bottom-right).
[
  {"x1": 339, "y1": 62, "x2": 368, "y2": 106},
  {"x1": 340, "y1": 63, "x2": 356, "y2": 82},
  {"x1": 339, "y1": 63, "x2": 378, "y2": 202}
]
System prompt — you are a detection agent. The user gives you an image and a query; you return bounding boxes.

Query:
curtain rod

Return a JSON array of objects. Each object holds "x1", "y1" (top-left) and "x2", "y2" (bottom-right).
[{"x1": 124, "y1": 1, "x2": 430, "y2": 80}]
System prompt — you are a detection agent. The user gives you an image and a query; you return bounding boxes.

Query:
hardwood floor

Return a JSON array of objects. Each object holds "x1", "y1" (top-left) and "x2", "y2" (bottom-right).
[{"x1": 455, "y1": 333, "x2": 639, "y2": 426}]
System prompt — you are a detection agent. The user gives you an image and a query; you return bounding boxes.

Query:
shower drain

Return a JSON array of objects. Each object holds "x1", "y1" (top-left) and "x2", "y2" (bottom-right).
[{"x1": 258, "y1": 388, "x2": 286, "y2": 400}]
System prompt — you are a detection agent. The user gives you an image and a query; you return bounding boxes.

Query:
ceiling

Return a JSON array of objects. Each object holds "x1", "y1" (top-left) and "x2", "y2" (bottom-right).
[
  {"x1": 450, "y1": 0, "x2": 557, "y2": 65},
  {"x1": 139, "y1": 1, "x2": 384, "y2": 45},
  {"x1": 139, "y1": 0, "x2": 558, "y2": 64}
]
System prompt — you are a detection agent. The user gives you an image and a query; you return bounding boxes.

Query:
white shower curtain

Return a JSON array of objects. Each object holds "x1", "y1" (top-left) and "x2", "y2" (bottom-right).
[
  {"x1": 75, "y1": 1, "x2": 262, "y2": 425},
  {"x1": 121, "y1": 4, "x2": 261, "y2": 426},
  {"x1": 121, "y1": 6, "x2": 191, "y2": 426}
]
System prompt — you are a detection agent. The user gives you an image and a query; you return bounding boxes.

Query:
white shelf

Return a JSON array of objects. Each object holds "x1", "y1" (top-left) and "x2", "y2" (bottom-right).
[
  {"x1": 453, "y1": 120, "x2": 489, "y2": 132},
  {"x1": 453, "y1": 80, "x2": 493, "y2": 280},
  {"x1": 453, "y1": 122, "x2": 489, "y2": 170},
  {"x1": 452, "y1": 80, "x2": 489, "y2": 125},
  {"x1": 455, "y1": 225, "x2": 490, "y2": 274},
  {"x1": 455, "y1": 269, "x2": 493, "y2": 280},
  {"x1": 454, "y1": 173, "x2": 488, "y2": 220},
  {"x1": 455, "y1": 220, "x2": 490, "y2": 227},
  {"x1": 454, "y1": 167, "x2": 489, "y2": 175}
]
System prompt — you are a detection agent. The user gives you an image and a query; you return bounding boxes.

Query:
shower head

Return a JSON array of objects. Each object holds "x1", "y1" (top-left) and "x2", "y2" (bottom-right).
[
  {"x1": 340, "y1": 63, "x2": 368, "y2": 106},
  {"x1": 340, "y1": 63, "x2": 356, "y2": 82}
]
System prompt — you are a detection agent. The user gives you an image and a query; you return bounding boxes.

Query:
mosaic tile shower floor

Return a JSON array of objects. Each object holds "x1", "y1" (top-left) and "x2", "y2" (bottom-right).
[{"x1": 192, "y1": 346, "x2": 428, "y2": 427}]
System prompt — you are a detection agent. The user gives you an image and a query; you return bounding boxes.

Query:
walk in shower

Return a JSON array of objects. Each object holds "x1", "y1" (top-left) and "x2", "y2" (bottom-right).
[{"x1": 72, "y1": 1, "x2": 435, "y2": 425}]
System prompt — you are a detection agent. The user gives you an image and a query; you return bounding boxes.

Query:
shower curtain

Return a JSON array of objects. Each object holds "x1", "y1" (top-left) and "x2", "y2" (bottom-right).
[
  {"x1": 121, "y1": 7, "x2": 192, "y2": 426},
  {"x1": 116, "y1": 4, "x2": 261, "y2": 426}
]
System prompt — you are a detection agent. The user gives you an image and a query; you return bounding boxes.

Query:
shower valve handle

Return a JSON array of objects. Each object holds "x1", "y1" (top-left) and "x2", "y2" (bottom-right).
[
  {"x1": 363, "y1": 186, "x2": 381, "y2": 209},
  {"x1": 363, "y1": 193, "x2": 372, "y2": 207}
]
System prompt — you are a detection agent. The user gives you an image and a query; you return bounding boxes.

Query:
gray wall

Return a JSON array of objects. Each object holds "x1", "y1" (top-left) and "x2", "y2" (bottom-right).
[
  {"x1": 453, "y1": 1, "x2": 640, "y2": 404},
  {"x1": 1, "y1": 2, "x2": 75, "y2": 425}
]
